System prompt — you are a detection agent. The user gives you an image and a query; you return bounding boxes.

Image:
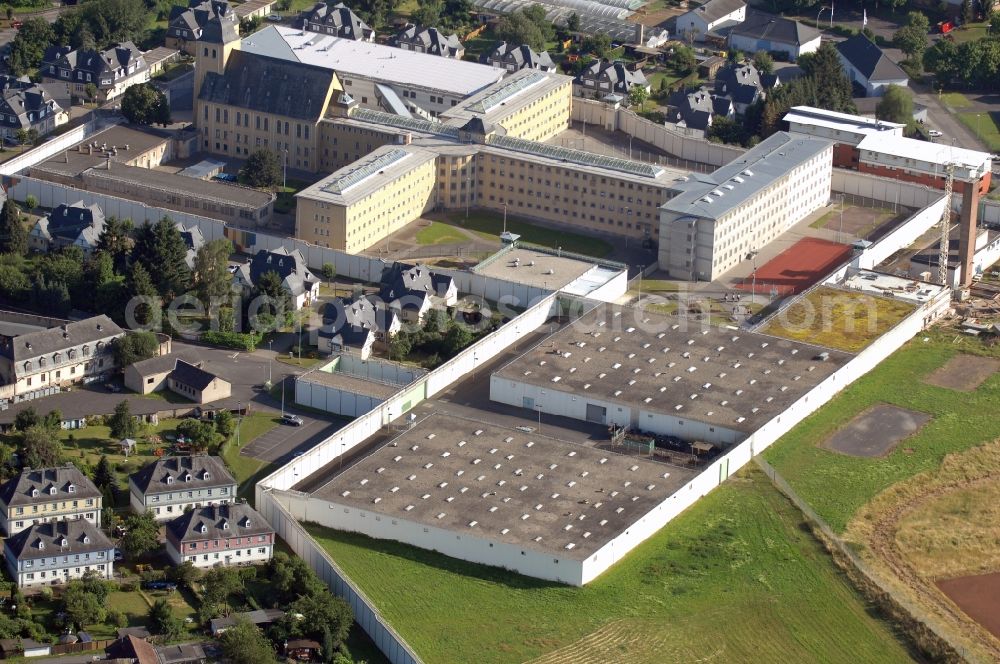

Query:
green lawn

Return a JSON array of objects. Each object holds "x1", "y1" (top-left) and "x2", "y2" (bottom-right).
[
  {"x1": 220, "y1": 412, "x2": 279, "y2": 503},
  {"x1": 939, "y1": 92, "x2": 972, "y2": 109},
  {"x1": 958, "y1": 111, "x2": 1000, "y2": 152},
  {"x1": 306, "y1": 468, "x2": 912, "y2": 664},
  {"x1": 439, "y1": 211, "x2": 613, "y2": 258},
  {"x1": 949, "y1": 22, "x2": 989, "y2": 44},
  {"x1": 764, "y1": 329, "x2": 1000, "y2": 533},
  {"x1": 414, "y1": 221, "x2": 470, "y2": 246}
]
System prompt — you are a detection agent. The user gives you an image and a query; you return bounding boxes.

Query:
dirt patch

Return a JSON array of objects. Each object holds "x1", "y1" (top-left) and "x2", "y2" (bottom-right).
[
  {"x1": 822, "y1": 404, "x2": 931, "y2": 458},
  {"x1": 936, "y1": 573, "x2": 1000, "y2": 640},
  {"x1": 922, "y1": 354, "x2": 1000, "y2": 392}
]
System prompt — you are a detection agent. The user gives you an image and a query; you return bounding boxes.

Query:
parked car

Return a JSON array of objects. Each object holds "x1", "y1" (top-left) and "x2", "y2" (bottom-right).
[
  {"x1": 105, "y1": 383, "x2": 121, "y2": 393},
  {"x1": 113, "y1": 549, "x2": 123, "y2": 562},
  {"x1": 928, "y1": 129, "x2": 943, "y2": 138},
  {"x1": 142, "y1": 581, "x2": 177, "y2": 591},
  {"x1": 212, "y1": 173, "x2": 238, "y2": 183},
  {"x1": 267, "y1": 13, "x2": 282, "y2": 21},
  {"x1": 281, "y1": 414, "x2": 304, "y2": 427}
]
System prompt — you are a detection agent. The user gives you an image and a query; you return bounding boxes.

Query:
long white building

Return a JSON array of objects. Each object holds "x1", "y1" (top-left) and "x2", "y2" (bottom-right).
[{"x1": 658, "y1": 132, "x2": 833, "y2": 281}]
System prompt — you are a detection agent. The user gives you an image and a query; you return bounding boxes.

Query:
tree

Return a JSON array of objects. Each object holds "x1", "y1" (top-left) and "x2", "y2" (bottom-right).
[
  {"x1": 254, "y1": 269, "x2": 290, "y2": 322},
  {"x1": 219, "y1": 620, "x2": 276, "y2": 664},
  {"x1": 875, "y1": 84, "x2": 913, "y2": 124},
  {"x1": 288, "y1": 591, "x2": 353, "y2": 645},
  {"x1": 0, "y1": 264, "x2": 29, "y2": 302},
  {"x1": 411, "y1": 0, "x2": 441, "y2": 27},
  {"x1": 0, "y1": 199, "x2": 27, "y2": 255},
  {"x1": 125, "y1": 263, "x2": 161, "y2": 328},
  {"x1": 582, "y1": 33, "x2": 611, "y2": 59},
  {"x1": 83, "y1": 82, "x2": 98, "y2": 104},
  {"x1": 322, "y1": 262, "x2": 336, "y2": 283},
  {"x1": 894, "y1": 25, "x2": 927, "y2": 60},
  {"x1": 239, "y1": 14, "x2": 262, "y2": 35},
  {"x1": 121, "y1": 83, "x2": 171, "y2": 126},
  {"x1": 21, "y1": 426, "x2": 62, "y2": 469},
  {"x1": 108, "y1": 400, "x2": 138, "y2": 440},
  {"x1": 23, "y1": 195, "x2": 37, "y2": 212},
  {"x1": 627, "y1": 84, "x2": 649, "y2": 110},
  {"x1": 113, "y1": 331, "x2": 159, "y2": 368},
  {"x1": 93, "y1": 455, "x2": 115, "y2": 491},
  {"x1": 214, "y1": 410, "x2": 236, "y2": 438},
  {"x1": 753, "y1": 50, "x2": 774, "y2": 75},
  {"x1": 201, "y1": 566, "x2": 244, "y2": 608},
  {"x1": 168, "y1": 560, "x2": 202, "y2": 589},
  {"x1": 991, "y1": 11, "x2": 1000, "y2": 35},
  {"x1": 7, "y1": 18, "x2": 54, "y2": 76},
  {"x1": 194, "y1": 238, "x2": 234, "y2": 308},
  {"x1": 924, "y1": 37, "x2": 959, "y2": 85},
  {"x1": 13, "y1": 407, "x2": 39, "y2": 432},
  {"x1": 131, "y1": 217, "x2": 191, "y2": 298},
  {"x1": 63, "y1": 580, "x2": 106, "y2": 627},
  {"x1": 496, "y1": 10, "x2": 546, "y2": 53},
  {"x1": 240, "y1": 148, "x2": 282, "y2": 188},
  {"x1": 176, "y1": 419, "x2": 219, "y2": 452},
  {"x1": 120, "y1": 510, "x2": 159, "y2": 559},
  {"x1": 566, "y1": 11, "x2": 580, "y2": 31},
  {"x1": 96, "y1": 217, "x2": 134, "y2": 274},
  {"x1": 4, "y1": 7, "x2": 11, "y2": 21},
  {"x1": 148, "y1": 598, "x2": 183, "y2": 638},
  {"x1": 797, "y1": 43, "x2": 855, "y2": 113},
  {"x1": 14, "y1": 129, "x2": 29, "y2": 152},
  {"x1": 962, "y1": 0, "x2": 974, "y2": 25},
  {"x1": 672, "y1": 44, "x2": 696, "y2": 75}
]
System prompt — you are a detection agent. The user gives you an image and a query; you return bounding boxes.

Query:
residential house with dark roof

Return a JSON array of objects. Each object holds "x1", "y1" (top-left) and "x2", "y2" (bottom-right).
[
  {"x1": 481, "y1": 42, "x2": 555, "y2": 73},
  {"x1": 0, "y1": 465, "x2": 102, "y2": 536},
  {"x1": 209, "y1": 608, "x2": 285, "y2": 635},
  {"x1": 236, "y1": 247, "x2": 320, "y2": 309},
  {"x1": 106, "y1": 634, "x2": 158, "y2": 664},
  {"x1": 166, "y1": 0, "x2": 239, "y2": 54},
  {"x1": 728, "y1": 10, "x2": 821, "y2": 60},
  {"x1": 128, "y1": 455, "x2": 237, "y2": 520},
  {"x1": 179, "y1": 223, "x2": 205, "y2": 269},
  {"x1": 392, "y1": 25, "x2": 464, "y2": 59},
  {"x1": 676, "y1": 0, "x2": 747, "y2": 42},
  {"x1": 166, "y1": 359, "x2": 231, "y2": 404},
  {"x1": 0, "y1": 314, "x2": 124, "y2": 397},
  {"x1": 667, "y1": 87, "x2": 734, "y2": 131},
  {"x1": 28, "y1": 201, "x2": 105, "y2": 255},
  {"x1": 379, "y1": 263, "x2": 458, "y2": 323},
  {"x1": 0, "y1": 75, "x2": 66, "y2": 140},
  {"x1": 298, "y1": 1, "x2": 374, "y2": 41},
  {"x1": 166, "y1": 502, "x2": 274, "y2": 568},
  {"x1": 835, "y1": 34, "x2": 908, "y2": 97},
  {"x1": 40, "y1": 42, "x2": 149, "y2": 102},
  {"x1": 316, "y1": 296, "x2": 401, "y2": 358},
  {"x1": 713, "y1": 60, "x2": 779, "y2": 114},
  {"x1": 573, "y1": 61, "x2": 650, "y2": 101},
  {"x1": 4, "y1": 520, "x2": 114, "y2": 587}
]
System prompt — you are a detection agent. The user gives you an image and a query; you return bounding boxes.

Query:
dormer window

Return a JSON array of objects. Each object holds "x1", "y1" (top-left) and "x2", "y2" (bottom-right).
[
  {"x1": 53, "y1": 352, "x2": 61, "y2": 363},
  {"x1": 184, "y1": 474, "x2": 192, "y2": 482},
  {"x1": 37, "y1": 541, "x2": 44, "y2": 550},
  {"x1": 31, "y1": 488, "x2": 39, "y2": 497},
  {"x1": 203, "y1": 472, "x2": 211, "y2": 481},
  {"x1": 221, "y1": 521, "x2": 229, "y2": 530},
  {"x1": 58, "y1": 536, "x2": 67, "y2": 546},
  {"x1": 49, "y1": 487, "x2": 57, "y2": 495},
  {"x1": 82, "y1": 345, "x2": 89, "y2": 356},
  {"x1": 198, "y1": 524, "x2": 207, "y2": 534},
  {"x1": 83, "y1": 536, "x2": 90, "y2": 544},
  {"x1": 241, "y1": 517, "x2": 251, "y2": 528},
  {"x1": 23, "y1": 361, "x2": 32, "y2": 372},
  {"x1": 166, "y1": 476, "x2": 174, "y2": 484},
  {"x1": 68, "y1": 484, "x2": 76, "y2": 493}
]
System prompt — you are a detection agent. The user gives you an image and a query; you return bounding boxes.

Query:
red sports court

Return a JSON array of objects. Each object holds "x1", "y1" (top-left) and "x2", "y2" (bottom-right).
[{"x1": 737, "y1": 238, "x2": 852, "y2": 297}]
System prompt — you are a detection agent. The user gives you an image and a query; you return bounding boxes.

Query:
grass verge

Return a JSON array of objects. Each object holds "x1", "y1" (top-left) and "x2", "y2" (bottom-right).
[
  {"x1": 415, "y1": 221, "x2": 470, "y2": 246},
  {"x1": 306, "y1": 468, "x2": 912, "y2": 664},
  {"x1": 957, "y1": 111, "x2": 1000, "y2": 153},
  {"x1": 764, "y1": 328, "x2": 1000, "y2": 533},
  {"x1": 761, "y1": 285, "x2": 915, "y2": 352},
  {"x1": 438, "y1": 211, "x2": 613, "y2": 258}
]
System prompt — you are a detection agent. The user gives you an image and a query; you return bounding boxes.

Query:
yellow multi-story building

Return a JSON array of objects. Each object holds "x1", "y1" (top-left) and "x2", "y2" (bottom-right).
[
  {"x1": 296, "y1": 146, "x2": 438, "y2": 253},
  {"x1": 0, "y1": 465, "x2": 102, "y2": 536}
]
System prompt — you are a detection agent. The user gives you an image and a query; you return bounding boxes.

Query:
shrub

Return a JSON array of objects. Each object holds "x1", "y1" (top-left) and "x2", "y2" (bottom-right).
[{"x1": 201, "y1": 330, "x2": 262, "y2": 352}]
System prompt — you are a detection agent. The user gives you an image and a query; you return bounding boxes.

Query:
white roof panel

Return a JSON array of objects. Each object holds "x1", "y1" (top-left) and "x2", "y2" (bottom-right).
[{"x1": 856, "y1": 133, "x2": 991, "y2": 171}]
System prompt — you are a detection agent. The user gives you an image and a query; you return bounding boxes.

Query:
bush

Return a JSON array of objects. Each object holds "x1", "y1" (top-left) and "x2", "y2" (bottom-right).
[
  {"x1": 201, "y1": 330, "x2": 262, "y2": 351},
  {"x1": 38, "y1": 587, "x2": 53, "y2": 601},
  {"x1": 119, "y1": 580, "x2": 138, "y2": 592},
  {"x1": 107, "y1": 609, "x2": 128, "y2": 628}
]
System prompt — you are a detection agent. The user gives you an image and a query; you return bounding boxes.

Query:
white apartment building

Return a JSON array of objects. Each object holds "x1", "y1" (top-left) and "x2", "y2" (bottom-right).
[
  {"x1": 128, "y1": 456, "x2": 237, "y2": 521},
  {"x1": 659, "y1": 132, "x2": 833, "y2": 281},
  {"x1": 0, "y1": 465, "x2": 102, "y2": 536},
  {"x1": 4, "y1": 520, "x2": 115, "y2": 588}
]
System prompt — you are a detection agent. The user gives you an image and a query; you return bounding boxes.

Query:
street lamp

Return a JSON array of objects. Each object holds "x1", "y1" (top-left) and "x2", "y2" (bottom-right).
[
  {"x1": 282, "y1": 148, "x2": 288, "y2": 189},
  {"x1": 236, "y1": 401, "x2": 242, "y2": 447},
  {"x1": 838, "y1": 194, "x2": 845, "y2": 243},
  {"x1": 267, "y1": 339, "x2": 272, "y2": 385},
  {"x1": 747, "y1": 250, "x2": 759, "y2": 305},
  {"x1": 817, "y1": 6, "x2": 828, "y2": 25},
  {"x1": 502, "y1": 204, "x2": 508, "y2": 235},
  {"x1": 536, "y1": 403, "x2": 543, "y2": 434}
]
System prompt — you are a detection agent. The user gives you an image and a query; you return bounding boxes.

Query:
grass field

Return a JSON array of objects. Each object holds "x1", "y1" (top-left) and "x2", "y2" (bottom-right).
[
  {"x1": 415, "y1": 221, "x2": 470, "y2": 246},
  {"x1": 958, "y1": 111, "x2": 1000, "y2": 152},
  {"x1": 764, "y1": 329, "x2": 1000, "y2": 533},
  {"x1": 809, "y1": 205, "x2": 894, "y2": 236},
  {"x1": 307, "y1": 468, "x2": 912, "y2": 664},
  {"x1": 761, "y1": 286, "x2": 915, "y2": 352},
  {"x1": 939, "y1": 92, "x2": 972, "y2": 109},
  {"x1": 439, "y1": 211, "x2": 613, "y2": 258},
  {"x1": 220, "y1": 412, "x2": 279, "y2": 503}
]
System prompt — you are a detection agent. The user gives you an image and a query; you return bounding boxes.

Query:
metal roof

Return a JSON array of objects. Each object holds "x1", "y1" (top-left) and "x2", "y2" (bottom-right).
[
  {"x1": 487, "y1": 134, "x2": 665, "y2": 178},
  {"x1": 320, "y1": 148, "x2": 411, "y2": 195}
]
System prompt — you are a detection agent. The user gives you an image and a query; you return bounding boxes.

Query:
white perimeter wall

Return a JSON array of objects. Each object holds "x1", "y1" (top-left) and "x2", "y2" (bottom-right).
[
  {"x1": 832, "y1": 168, "x2": 942, "y2": 209},
  {"x1": 571, "y1": 98, "x2": 745, "y2": 167},
  {"x1": 274, "y1": 491, "x2": 586, "y2": 586},
  {"x1": 856, "y1": 194, "x2": 949, "y2": 270},
  {"x1": 0, "y1": 122, "x2": 94, "y2": 176},
  {"x1": 336, "y1": 355, "x2": 426, "y2": 384},
  {"x1": 296, "y1": 379, "x2": 385, "y2": 418}
]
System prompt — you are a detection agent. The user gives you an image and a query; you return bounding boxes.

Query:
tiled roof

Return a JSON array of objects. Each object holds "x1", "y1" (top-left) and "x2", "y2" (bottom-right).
[
  {"x1": 4, "y1": 519, "x2": 113, "y2": 561},
  {"x1": 836, "y1": 34, "x2": 908, "y2": 82},
  {"x1": 0, "y1": 465, "x2": 101, "y2": 508},
  {"x1": 129, "y1": 455, "x2": 235, "y2": 495},
  {"x1": 168, "y1": 359, "x2": 221, "y2": 391},
  {"x1": 165, "y1": 502, "x2": 273, "y2": 543},
  {"x1": 0, "y1": 315, "x2": 122, "y2": 364}
]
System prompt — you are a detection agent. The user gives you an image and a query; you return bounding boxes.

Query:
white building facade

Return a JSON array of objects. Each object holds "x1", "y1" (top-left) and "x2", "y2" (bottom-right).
[{"x1": 128, "y1": 456, "x2": 237, "y2": 521}]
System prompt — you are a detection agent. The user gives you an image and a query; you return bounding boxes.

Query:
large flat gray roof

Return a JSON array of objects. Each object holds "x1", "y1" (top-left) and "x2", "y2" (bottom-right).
[
  {"x1": 311, "y1": 412, "x2": 693, "y2": 559},
  {"x1": 661, "y1": 132, "x2": 831, "y2": 222},
  {"x1": 495, "y1": 303, "x2": 852, "y2": 433}
]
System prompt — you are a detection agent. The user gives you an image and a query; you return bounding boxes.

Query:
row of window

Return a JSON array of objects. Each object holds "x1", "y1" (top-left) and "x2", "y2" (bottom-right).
[
  {"x1": 185, "y1": 548, "x2": 267, "y2": 562},
  {"x1": 24, "y1": 564, "x2": 105, "y2": 580}
]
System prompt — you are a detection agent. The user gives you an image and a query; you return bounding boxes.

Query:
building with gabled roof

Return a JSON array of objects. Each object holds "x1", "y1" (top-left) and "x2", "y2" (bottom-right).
[
  {"x1": 728, "y1": 10, "x2": 821, "y2": 60},
  {"x1": 573, "y1": 60, "x2": 649, "y2": 101},
  {"x1": 166, "y1": 0, "x2": 239, "y2": 54},
  {"x1": 27, "y1": 201, "x2": 105, "y2": 255},
  {"x1": 298, "y1": 1, "x2": 374, "y2": 40},
  {"x1": 676, "y1": 0, "x2": 746, "y2": 41},
  {"x1": 40, "y1": 41, "x2": 149, "y2": 102},
  {"x1": 0, "y1": 465, "x2": 102, "y2": 536},
  {"x1": 481, "y1": 42, "x2": 555, "y2": 73},
  {"x1": 4, "y1": 519, "x2": 114, "y2": 587},
  {"x1": 128, "y1": 455, "x2": 237, "y2": 521},
  {"x1": 379, "y1": 263, "x2": 458, "y2": 323},
  {"x1": 316, "y1": 296, "x2": 401, "y2": 358},
  {"x1": 835, "y1": 34, "x2": 908, "y2": 97},
  {"x1": 239, "y1": 247, "x2": 320, "y2": 310},
  {"x1": 165, "y1": 502, "x2": 274, "y2": 568},
  {"x1": 0, "y1": 75, "x2": 66, "y2": 140},
  {"x1": 667, "y1": 87, "x2": 734, "y2": 131},
  {"x1": 713, "y1": 59, "x2": 779, "y2": 114},
  {"x1": 391, "y1": 25, "x2": 464, "y2": 59},
  {"x1": 166, "y1": 359, "x2": 231, "y2": 404},
  {"x1": 0, "y1": 314, "x2": 123, "y2": 397}
]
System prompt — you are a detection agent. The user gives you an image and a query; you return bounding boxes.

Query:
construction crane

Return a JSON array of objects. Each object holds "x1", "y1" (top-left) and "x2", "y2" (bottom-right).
[{"x1": 938, "y1": 162, "x2": 955, "y2": 287}]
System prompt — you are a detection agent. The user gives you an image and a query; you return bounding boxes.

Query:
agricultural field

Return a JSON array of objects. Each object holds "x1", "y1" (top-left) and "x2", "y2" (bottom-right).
[
  {"x1": 761, "y1": 286, "x2": 915, "y2": 352},
  {"x1": 307, "y1": 468, "x2": 913, "y2": 664}
]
